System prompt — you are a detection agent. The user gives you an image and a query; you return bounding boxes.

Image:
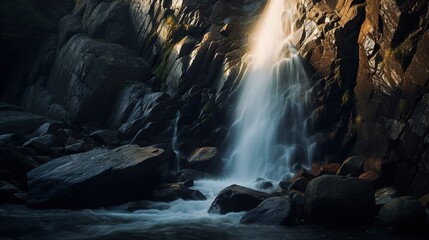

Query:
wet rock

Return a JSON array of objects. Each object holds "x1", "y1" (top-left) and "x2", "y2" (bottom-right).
[
  {"x1": 378, "y1": 196, "x2": 427, "y2": 231},
  {"x1": 64, "y1": 140, "x2": 91, "y2": 154},
  {"x1": 23, "y1": 134, "x2": 63, "y2": 153},
  {"x1": 187, "y1": 147, "x2": 221, "y2": 173},
  {"x1": 337, "y1": 156, "x2": 365, "y2": 176},
  {"x1": 304, "y1": 175, "x2": 375, "y2": 225},
  {"x1": 175, "y1": 169, "x2": 209, "y2": 182},
  {"x1": 319, "y1": 163, "x2": 341, "y2": 175},
  {"x1": 35, "y1": 122, "x2": 70, "y2": 136},
  {"x1": 120, "y1": 92, "x2": 173, "y2": 139},
  {"x1": 90, "y1": 130, "x2": 121, "y2": 145},
  {"x1": 289, "y1": 177, "x2": 310, "y2": 193},
  {"x1": 256, "y1": 181, "x2": 273, "y2": 190},
  {"x1": 359, "y1": 171, "x2": 385, "y2": 189},
  {"x1": 209, "y1": 185, "x2": 271, "y2": 214},
  {"x1": 0, "y1": 110, "x2": 52, "y2": 135},
  {"x1": 27, "y1": 145, "x2": 168, "y2": 209},
  {"x1": 106, "y1": 83, "x2": 150, "y2": 130},
  {"x1": 375, "y1": 187, "x2": 399, "y2": 207},
  {"x1": 240, "y1": 197, "x2": 296, "y2": 225},
  {"x1": 147, "y1": 183, "x2": 206, "y2": 202}
]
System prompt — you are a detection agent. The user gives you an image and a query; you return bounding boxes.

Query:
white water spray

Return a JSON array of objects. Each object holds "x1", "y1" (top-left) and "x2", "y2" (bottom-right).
[
  {"x1": 227, "y1": 0, "x2": 315, "y2": 181},
  {"x1": 171, "y1": 111, "x2": 181, "y2": 169}
]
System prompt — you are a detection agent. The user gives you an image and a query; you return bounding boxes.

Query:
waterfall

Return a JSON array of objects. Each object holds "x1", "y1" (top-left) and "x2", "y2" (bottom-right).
[
  {"x1": 171, "y1": 111, "x2": 181, "y2": 170},
  {"x1": 227, "y1": 0, "x2": 315, "y2": 181}
]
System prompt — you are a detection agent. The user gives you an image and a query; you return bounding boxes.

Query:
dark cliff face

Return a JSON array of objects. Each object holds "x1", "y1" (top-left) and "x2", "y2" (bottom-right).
[{"x1": 1, "y1": 0, "x2": 428, "y2": 197}]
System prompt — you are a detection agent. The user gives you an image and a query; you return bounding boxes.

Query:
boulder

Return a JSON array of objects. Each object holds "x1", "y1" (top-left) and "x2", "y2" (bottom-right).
[
  {"x1": 27, "y1": 145, "x2": 168, "y2": 209},
  {"x1": 336, "y1": 156, "x2": 365, "y2": 176},
  {"x1": 378, "y1": 196, "x2": 427, "y2": 231},
  {"x1": 147, "y1": 183, "x2": 206, "y2": 202},
  {"x1": 209, "y1": 185, "x2": 271, "y2": 214},
  {"x1": 187, "y1": 147, "x2": 221, "y2": 173},
  {"x1": 304, "y1": 175, "x2": 375, "y2": 225},
  {"x1": 240, "y1": 197, "x2": 296, "y2": 225}
]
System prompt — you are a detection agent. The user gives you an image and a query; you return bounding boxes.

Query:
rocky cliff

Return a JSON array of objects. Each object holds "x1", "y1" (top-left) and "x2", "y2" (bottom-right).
[{"x1": 1, "y1": 0, "x2": 428, "y2": 199}]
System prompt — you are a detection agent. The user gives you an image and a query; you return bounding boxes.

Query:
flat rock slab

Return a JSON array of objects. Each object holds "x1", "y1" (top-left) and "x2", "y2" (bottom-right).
[{"x1": 27, "y1": 145, "x2": 167, "y2": 209}]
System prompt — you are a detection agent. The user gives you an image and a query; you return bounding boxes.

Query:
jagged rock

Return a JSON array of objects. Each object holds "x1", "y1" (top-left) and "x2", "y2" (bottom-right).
[
  {"x1": 240, "y1": 197, "x2": 296, "y2": 225},
  {"x1": 319, "y1": 163, "x2": 341, "y2": 175},
  {"x1": 209, "y1": 185, "x2": 271, "y2": 214},
  {"x1": 0, "y1": 110, "x2": 52, "y2": 135},
  {"x1": 304, "y1": 175, "x2": 375, "y2": 225},
  {"x1": 106, "y1": 83, "x2": 151, "y2": 130},
  {"x1": 147, "y1": 183, "x2": 206, "y2": 202},
  {"x1": 45, "y1": 35, "x2": 149, "y2": 125},
  {"x1": 378, "y1": 196, "x2": 427, "y2": 231},
  {"x1": 82, "y1": 0, "x2": 134, "y2": 46},
  {"x1": 120, "y1": 92, "x2": 174, "y2": 138},
  {"x1": 27, "y1": 145, "x2": 168, "y2": 209},
  {"x1": 187, "y1": 147, "x2": 220, "y2": 173},
  {"x1": 336, "y1": 156, "x2": 365, "y2": 176}
]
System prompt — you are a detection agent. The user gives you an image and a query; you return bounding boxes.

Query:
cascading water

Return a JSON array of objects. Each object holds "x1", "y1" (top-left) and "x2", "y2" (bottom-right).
[{"x1": 227, "y1": 0, "x2": 315, "y2": 181}]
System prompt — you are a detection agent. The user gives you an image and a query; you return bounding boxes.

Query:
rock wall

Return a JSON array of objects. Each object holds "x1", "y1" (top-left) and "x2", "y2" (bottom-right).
[
  {"x1": 1, "y1": 0, "x2": 429, "y2": 197},
  {"x1": 291, "y1": 0, "x2": 429, "y2": 197}
]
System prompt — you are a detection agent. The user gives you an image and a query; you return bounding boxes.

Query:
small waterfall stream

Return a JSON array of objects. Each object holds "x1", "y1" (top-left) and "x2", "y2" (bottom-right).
[{"x1": 227, "y1": 0, "x2": 315, "y2": 181}]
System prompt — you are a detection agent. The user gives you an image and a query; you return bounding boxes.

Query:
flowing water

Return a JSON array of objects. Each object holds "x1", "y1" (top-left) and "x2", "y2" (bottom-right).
[
  {"x1": 226, "y1": 0, "x2": 315, "y2": 181},
  {"x1": 1, "y1": 1, "x2": 420, "y2": 239}
]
